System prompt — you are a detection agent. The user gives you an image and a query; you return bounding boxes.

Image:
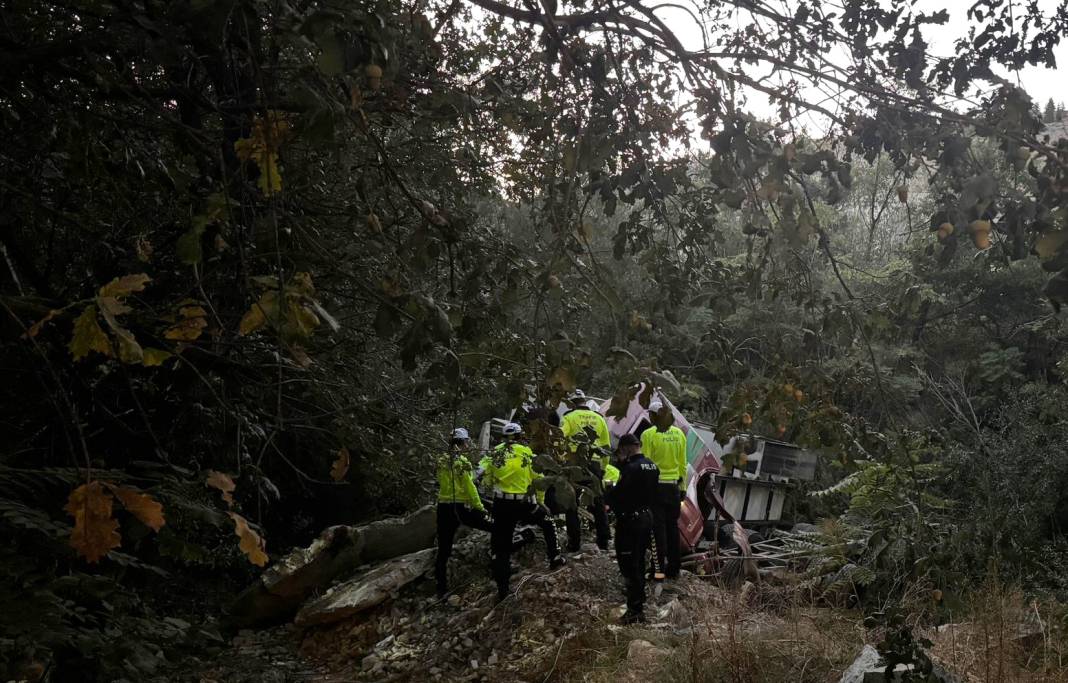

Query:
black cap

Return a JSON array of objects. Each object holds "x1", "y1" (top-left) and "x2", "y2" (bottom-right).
[{"x1": 618, "y1": 433, "x2": 639, "y2": 447}]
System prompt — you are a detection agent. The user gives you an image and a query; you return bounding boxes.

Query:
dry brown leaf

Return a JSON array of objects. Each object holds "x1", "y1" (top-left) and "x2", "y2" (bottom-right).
[
  {"x1": 547, "y1": 365, "x2": 577, "y2": 392},
  {"x1": 205, "y1": 470, "x2": 236, "y2": 507},
  {"x1": 106, "y1": 484, "x2": 166, "y2": 532},
  {"x1": 24, "y1": 309, "x2": 60, "y2": 339},
  {"x1": 65, "y1": 481, "x2": 121, "y2": 563},
  {"x1": 229, "y1": 512, "x2": 268, "y2": 566},
  {"x1": 289, "y1": 344, "x2": 312, "y2": 368},
  {"x1": 98, "y1": 273, "x2": 151, "y2": 298},
  {"x1": 331, "y1": 447, "x2": 350, "y2": 481}
]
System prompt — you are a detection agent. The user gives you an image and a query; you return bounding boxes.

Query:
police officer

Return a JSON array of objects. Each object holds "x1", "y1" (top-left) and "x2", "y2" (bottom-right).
[
  {"x1": 641, "y1": 399, "x2": 688, "y2": 579},
  {"x1": 434, "y1": 428, "x2": 493, "y2": 598},
  {"x1": 605, "y1": 433, "x2": 659, "y2": 624},
  {"x1": 483, "y1": 422, "x2": 565, "y2": 602},
  {"x1": 559, "y1": 390, "x2": 612, "y2": 551}
]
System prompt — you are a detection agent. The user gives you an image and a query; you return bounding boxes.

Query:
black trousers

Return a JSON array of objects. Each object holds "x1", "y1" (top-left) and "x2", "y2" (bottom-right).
[
  {"x1": 490, "y1": 498, "x2": 560, "y2": 598},
  {"x1": 615, "y1": 511, "x2": 652, "y2": 615},
  {"x1": 651, "y1": 483, "x2": 682, "y2": 578},
  {"x1": 564, "y1": 500, "x2": 610, "y2": 551},
  {"x1": 436, "y1": 502, "x2": 493, "y2": 594}
]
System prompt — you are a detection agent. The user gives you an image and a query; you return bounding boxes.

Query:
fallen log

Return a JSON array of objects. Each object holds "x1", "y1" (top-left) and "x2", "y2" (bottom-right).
[
  {"x1": 227, "y1": 505, "x2": 436, "y2": 628},
  {"x1": 294, "y1": 548, "x2": 435, "y2": 627}
]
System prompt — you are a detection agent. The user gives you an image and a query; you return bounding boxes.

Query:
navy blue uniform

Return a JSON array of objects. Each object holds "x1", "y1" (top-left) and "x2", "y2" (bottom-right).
[{"x1": 606, "y1": 454, "x2": 659, "y2": 619}]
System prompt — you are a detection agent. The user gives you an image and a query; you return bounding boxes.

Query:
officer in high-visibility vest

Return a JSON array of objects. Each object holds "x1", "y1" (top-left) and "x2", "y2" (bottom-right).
[
  {"x1": 435, "y1": 428, "x2": 493, "y2": 598},
  {"x1": 484, "y1": 422, "x2": 565, "y2": 602},
  {"x1": 559, "y1": 390, "x2": 612, "y2": 551},
  {"x1": 640, "y1": 399, "x2": 688, "y2": 579},
  {"x1": 606, "y1": 432, "x2": 659, "y2": 623}
]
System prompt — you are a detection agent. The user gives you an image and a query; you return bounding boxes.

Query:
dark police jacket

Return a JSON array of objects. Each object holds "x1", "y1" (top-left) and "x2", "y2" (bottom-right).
[{"x1": 605, "y1": 454, "x2": 659, "y2": 514}]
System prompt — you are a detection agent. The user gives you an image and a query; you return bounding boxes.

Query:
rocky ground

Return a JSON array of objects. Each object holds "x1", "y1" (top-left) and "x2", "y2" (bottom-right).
[{"x1": 186, "y1": 530, "x2": 869, "y2": 682}]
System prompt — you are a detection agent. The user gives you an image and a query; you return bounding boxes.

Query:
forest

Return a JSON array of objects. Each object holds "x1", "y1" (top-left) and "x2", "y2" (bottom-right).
[{"x1": 2, "y1": 0, "x2": 1068, "y2": 681}]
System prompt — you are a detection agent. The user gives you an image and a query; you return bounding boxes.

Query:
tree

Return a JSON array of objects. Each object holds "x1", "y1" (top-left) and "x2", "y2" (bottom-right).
[
  {"x1": 1044, "y1": 97, "x2": 1058, "y2": 123},
  {"x1": 3, "y1": 0, "x2": 1068, "y2": 676}
]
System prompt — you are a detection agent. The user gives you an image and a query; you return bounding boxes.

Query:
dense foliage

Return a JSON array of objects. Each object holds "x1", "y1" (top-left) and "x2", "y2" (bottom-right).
[{"x1": 2, "y1": 0, "x2": 1068, "y2": 678}]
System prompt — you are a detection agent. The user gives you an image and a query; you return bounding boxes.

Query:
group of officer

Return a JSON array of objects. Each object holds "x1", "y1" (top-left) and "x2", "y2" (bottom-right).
[{"x1": 434, "y1": 390, "x2": 690, "y2": 624}]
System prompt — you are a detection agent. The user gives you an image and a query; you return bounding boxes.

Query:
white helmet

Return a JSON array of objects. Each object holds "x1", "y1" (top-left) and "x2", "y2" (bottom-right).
[
  {"x1": 567, "y1": 389, "x2": 586, "y2": 403},
  {"x1": 648, "y1": 399, "x2": 664, "y2": 412},
  {"x1": 502, "y1": 422, "x2": 523, "y2": 436},
  {"x1": 452, "y1": 427, "x2": 470, "y2": 441}
]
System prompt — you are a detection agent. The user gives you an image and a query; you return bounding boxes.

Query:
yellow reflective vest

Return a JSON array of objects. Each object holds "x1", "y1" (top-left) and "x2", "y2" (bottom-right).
[
  {"x1": 561, "y1": 408, "x2": 611, "y2": 467},
  {"x1": 603, "y1": 463, "x2": 620, "y2": 486},
  {"x1": 640, "y1": 426, "x2": 687, "y2": 489},
  {"x1": 436, "y1": 454, "x2": 484, "y2": 511},
  {"x1": 484, "y1": 442, "x2": 543, "y2": 500}
]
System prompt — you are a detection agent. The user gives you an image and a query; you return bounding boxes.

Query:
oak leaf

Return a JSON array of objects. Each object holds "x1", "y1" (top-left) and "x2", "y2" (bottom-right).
[
  {"x1": 205, "y1": 470, "x2": 236, "y2": 506},
  {"x1": 331, "y1": 447, "x2": 350, "y2": 481},
  {"x1": 107, "y1": 484, "x2": 166, "y2": 532},
  {"x1": 229, "y1": 512, "x2": 268, "y2": 566},
  {"x1": 164, "y1": 315, "x2": 207, "y2": 341},
  {"x1": 70, "y1": 306, "x2": 113, "y2": 361},
  {"x1": 98, "y1": 299, "x2": 143, "y2": 363},
  {"x1": 99, "y1": 273, "x2": 151, "y2": 298},
  {"x1": 65, "y1": 481, "x2": 121, "y2": 563}
]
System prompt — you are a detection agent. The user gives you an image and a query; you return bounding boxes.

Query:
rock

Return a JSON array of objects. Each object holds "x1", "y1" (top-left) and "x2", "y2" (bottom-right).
[
  {"x1": 487, "y1": 652, "x2": 498, "y2": 666},
  {"x1": 838, "y1": 645, "x2": 881, "y2": 683},
  {"x1": 447, "y1": 594, "x2": 461, "y2": 607},
  {"x1": 294, "y1": 548, "x2": 436, "y2": 627},
  {"x1": 625, "y1": 639, "x2": 669, "y2": 677},
  {"x1": 659, "y1": 598, "x2": 689, "y2": 626},
  {"x1": 462, "y1": 637, "x2": 473, "y2": 649},
  {"x1": 470, "y1": 659, "x2": 479, "y2": 669},
  {"x1": 228, "y1": 505, "x2": 437, "y2": 627},
  {"x1": 361, "y1": 653, "x2": 381, "y2": 670}
]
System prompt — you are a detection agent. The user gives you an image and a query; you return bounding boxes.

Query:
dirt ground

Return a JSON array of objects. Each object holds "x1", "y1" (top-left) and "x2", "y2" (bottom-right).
[{"x1": 184, "y1": 532, "x2": 868, "y2": 682}]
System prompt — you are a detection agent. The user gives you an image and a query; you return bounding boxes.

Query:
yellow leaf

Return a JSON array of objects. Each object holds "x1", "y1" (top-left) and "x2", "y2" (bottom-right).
[
  {"x1": 229, "y1": 512, "x2": 268, "y2": 567},
  {"x1": 106, "y1": 484, "x2": 165, "y2": 532},
  {"x1": 65, "y1": 481, "x2": 121, "y2": 563},
  {"x1": 69, "y1": 306, "x2": 113, "y2": 361},
  {"x1": 331, "y1": 447, "x2": 350, "y2": 481},
  {"x1": 179, "y1": 305, "x2": 208, "y2": 319},
  {"x1": 238, "y1": 290, "x2": 278, "y2": 336},
  {"x1": 24, "y1": 309, "x2": 60, "y2": 339},
  {"x1": 142, "y1": 348, "x2": 173, "y2": 367},
  {"x1": 284, "y1": 300, "x2": 320, "y2": 340},
  {"x1": 287, "y1": 272, "x2": 315, "y2": 296},
  {"x1": 97, "y1": 298, "x2": 143, "y2": 364},
  {"x1": 164, "y1": 315, "x2": 207, "y2": 341},
  {"x1": 258, "y1": 152, "x2": 282, "y2": 196},
  {"x1": 205, "y1": 470, "x2": 236, "y2": 507},
  {"x1": 98, "y1": 274, "x2": 151, "y2": 299}
]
